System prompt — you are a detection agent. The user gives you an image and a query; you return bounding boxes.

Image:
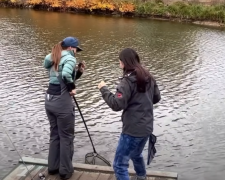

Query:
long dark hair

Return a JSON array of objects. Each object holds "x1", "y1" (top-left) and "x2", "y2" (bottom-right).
[{"x1": 119, "y1": 48, "x2": 151, "y2": 93}]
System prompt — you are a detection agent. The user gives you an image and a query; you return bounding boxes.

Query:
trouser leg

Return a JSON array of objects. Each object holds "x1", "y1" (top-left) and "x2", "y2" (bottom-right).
[
  {"x1": 57, "y1": 112, "x2": 75, "y2": 176},
  {"x1": 46, "y1": 109, "x2": 60, "y2": 171},
  {"x1": 130, "y1": 137, "x2": 148, "y2": 178}
]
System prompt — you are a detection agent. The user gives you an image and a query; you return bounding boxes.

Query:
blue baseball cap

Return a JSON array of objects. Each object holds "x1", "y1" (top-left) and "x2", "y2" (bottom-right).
[{"x1": 61, "y1": 37, "x2": 83, "y2": 52}]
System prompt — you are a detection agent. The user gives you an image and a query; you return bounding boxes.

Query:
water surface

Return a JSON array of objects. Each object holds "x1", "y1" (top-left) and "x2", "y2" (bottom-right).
[{"x1": 0, "y1": 8, "x2": 225, "y2": 180}]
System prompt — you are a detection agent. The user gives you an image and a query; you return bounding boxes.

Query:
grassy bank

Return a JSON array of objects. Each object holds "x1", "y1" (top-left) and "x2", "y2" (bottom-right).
[
  {"x1": 0, "y1": 0, "x2": 225, "y2": 26},
  {"x1": 136, "y1": 2, "x2": 225, "y2": 23}
]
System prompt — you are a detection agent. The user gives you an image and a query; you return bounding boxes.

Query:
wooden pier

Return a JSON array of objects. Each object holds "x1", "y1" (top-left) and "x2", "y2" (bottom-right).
[{"x1": 3, "y1": 157, "x2": 178, "y2": 180}]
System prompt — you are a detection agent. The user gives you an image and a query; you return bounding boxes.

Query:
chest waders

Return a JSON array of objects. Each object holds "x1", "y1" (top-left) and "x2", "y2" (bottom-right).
[
  {"x1": 45, "y1": 67, "x2": 111, "y2": 178},
  {"x1": 45, "y1": 70, "x2": 75, "y2": 177}
]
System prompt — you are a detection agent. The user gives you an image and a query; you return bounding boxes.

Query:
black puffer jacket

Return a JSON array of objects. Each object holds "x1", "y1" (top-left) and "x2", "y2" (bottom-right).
[{"x1": 100, "y1": 72, "x2": 161, "y2": 137}]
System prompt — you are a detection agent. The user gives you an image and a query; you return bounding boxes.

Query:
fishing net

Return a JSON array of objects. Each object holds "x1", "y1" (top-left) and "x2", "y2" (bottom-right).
[
  {"x1": 73, "y1": 97, "x2": 111, "y2": 167},
  {"x1": 85, "y1": 152, "x2": 111, "y2": 166}
]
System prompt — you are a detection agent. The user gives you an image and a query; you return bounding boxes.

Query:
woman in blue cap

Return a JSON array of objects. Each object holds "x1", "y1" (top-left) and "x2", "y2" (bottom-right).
[
  {"x1": 43, "y1": 37, "x2": 85, "y2": 179},
  {"x1": 98, "y1": 48, "x2": 161, "y2": 180}
]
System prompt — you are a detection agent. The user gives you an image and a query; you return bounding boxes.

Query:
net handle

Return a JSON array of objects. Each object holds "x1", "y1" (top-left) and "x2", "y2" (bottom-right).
[{"x1": 73, "y1": 96, "x2": 97, "y2": 153}]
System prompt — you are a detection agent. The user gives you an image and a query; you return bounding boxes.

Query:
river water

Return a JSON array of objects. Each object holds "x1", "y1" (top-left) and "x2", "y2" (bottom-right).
[{"x1": 0, "y1": 7, "x2": 225, "y2": 180}]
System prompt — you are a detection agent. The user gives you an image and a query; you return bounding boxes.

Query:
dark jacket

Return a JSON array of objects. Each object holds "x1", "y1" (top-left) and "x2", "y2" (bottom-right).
[{"x1": 100, "y1": 72, "x2": 161, "y2": 137}]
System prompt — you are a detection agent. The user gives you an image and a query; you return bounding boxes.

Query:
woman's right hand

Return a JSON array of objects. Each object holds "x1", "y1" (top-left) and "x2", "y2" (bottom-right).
[
  {"x1": 69, "y1": 89, "x2": 76, "y2": 96},
  {"x1": 98, "y1": 81, "x2": 106, "y2": 89}
]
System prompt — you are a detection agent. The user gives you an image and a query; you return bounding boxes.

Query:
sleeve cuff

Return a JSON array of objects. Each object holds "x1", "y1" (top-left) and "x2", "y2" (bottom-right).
[
  {"x1": 66, "y1": 82, "x2": 76, "y2": 92},
  {"x1": 99, "y1": 86, "x2": 108, "y2": 94}
]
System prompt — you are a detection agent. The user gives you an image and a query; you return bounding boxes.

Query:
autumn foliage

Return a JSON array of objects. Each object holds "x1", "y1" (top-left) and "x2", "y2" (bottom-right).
[
  {"x1": 24, "y1": 0, "x2": 135, "y2": 13},
  {"x1": 1, "y1": 0, "x2": 225, "y2": 23}
]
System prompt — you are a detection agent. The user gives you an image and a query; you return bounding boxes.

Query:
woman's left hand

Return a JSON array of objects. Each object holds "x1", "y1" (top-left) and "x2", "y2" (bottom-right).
[
  {"x1": 98, "y1": 81, "x2": 106, "y2": 89},
  {"x1": 78, "y1": 61, "x2": 86, "y2": 73}
]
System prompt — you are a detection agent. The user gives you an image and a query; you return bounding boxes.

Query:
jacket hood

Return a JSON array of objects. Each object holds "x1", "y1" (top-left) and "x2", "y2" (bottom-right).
[{"x1": 123, "y1": 71, "x2": 151, "y2": 83}]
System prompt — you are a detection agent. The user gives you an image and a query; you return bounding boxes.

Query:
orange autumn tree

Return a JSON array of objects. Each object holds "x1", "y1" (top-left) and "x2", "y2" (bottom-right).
[
  {"x1": 27, "y1": 0, "x2": 42, "y2": 4},
  {"x1": 119, "y1": 2, "x2": 134, "y2": 12},
  {"x1": 9, "y1": 0, "x2": 19, "y2": 3},
  {"x1": 10, "y1": 0, "x2": 135, "y2": 13},
  {"x1": 88, "y1": 0, "x2": 116, "y2": 11},
  {"x1": 28, "y1": 0, "x2": 61, "y2": 7},
  {"x1": 66, "y1": 0, "x2": 86, "y2": 9},
  {"x1": 48, "y1": 0, "x2": 61, "y2": 7},
  {"x1": 66, "y1": 0, "x2": 116, "y2": 11}
]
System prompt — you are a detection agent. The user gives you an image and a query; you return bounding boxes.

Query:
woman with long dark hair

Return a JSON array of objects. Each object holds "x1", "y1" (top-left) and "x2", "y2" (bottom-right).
[
  {"x1": 98, "y1": 48, "x2": 161, "y2": 180},
  {"x1": 43, "y1": 37, "x2": 85, "y2": 180}
]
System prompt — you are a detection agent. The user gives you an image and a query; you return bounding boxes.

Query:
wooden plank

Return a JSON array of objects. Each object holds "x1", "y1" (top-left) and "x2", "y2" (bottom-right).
[
  {"x1": 97, "y1": 173, "x2": 111, "y2": 180},
  {"x1": 23, "y1": 165, "x2": 45, "y2": 180},
  {"x1": 19, "y1": 157, "x2": 48, "y2": 166},
  {"x1": 30, "y1": 166, "x2": 47, "y2": 179},
  {"x1": 4, "y1": 164, "x2": 35, "y2": 180},
  {"x1": 70, "y1": 171, "x2": 84, "y2": 180},
  {"x1": 16, "y1": 165, "x2": 35, "y2": 180},
  {"x1": 32, "y1": 167, "x2": 59, "y2": 180},
  {"x1": 2, "y1": 164, "x2": 20, "y2": 180},
  {"x1": 32, "y1": 167, "x2": 48, "y2": 180},
  {"x1": 38, "y1": 167, "x2": 59, "y2": 180},
  {"x1": 46, "y1": 174, "x2": 59, "y2": 180},
  {"x1": 3, "y1": 165, "x2": 21, "y2": 180},
  {"x1": 147, "y1": 177, "x2": 157, "y2": 180},
  {"x1": 79, "y1": 172, "x2": 100, "y2": 180},
  {"x1": 147, "y1": 178, "x2": 175, "y2": 180},
  {"x1": 108, "y1": 174, "x2": 117, "y2": 180},
  {"x1": 73, "y1": 163, "x2": 177, "y2": 179},
  {"x1": 19, "y1": 157, "x2": 178, "y2": 179}
]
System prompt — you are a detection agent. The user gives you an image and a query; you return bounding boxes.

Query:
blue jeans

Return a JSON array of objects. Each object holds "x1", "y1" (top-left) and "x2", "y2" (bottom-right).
[{"x1": 113, "y1": 134, "x2": 149, "y2": 180}]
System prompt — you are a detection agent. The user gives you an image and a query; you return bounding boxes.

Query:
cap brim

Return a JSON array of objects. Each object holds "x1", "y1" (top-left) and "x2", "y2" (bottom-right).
[{"x1": 76, "y1": 46, "x2": 83, "y2": 52}]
